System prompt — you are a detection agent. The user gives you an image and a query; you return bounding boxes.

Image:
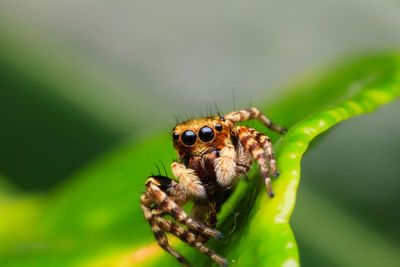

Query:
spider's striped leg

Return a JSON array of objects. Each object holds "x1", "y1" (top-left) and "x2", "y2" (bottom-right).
[
  {"x1": 234, "y1": 139, "x2": 253, "y2": 177},
  {"x1": 141, "y1": 192, "x2": 191, "y2": 266},
  {"x1": 237, "y1": 126, "x2": 275, "y2": 198},
  {"x1": 155, "y1": 216, "x2": 228, "y2": 267},
  {"x1": 190, "y1": 200, "x2": 219, "y2": 244},
  {"x1": 144, "y1": 176, "x2": 222, "y2": 238},
  {"x1": 190, "y1": 201, "x2": 210, "y2": 242},
  {"x1": 190, "y1": 200, "x2": 209, "y2": 223},
  {"x1": 206, "y1": 200, "x2": 218, "y2": 231},
  {"x1": 249, "y1": 128, "x2": 279, "y2": 177},
  {"x1": 225, "y1": 107, "x2": 287, "y2": 134}
]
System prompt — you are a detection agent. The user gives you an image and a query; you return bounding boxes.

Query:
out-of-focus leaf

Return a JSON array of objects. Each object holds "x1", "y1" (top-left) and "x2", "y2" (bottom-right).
[
  {"x1": 0, "y1": 53, "x2": 399, "y2": 266},
  {"x1": 0, "y1": 15, "x2": 153, "y2": 190}
]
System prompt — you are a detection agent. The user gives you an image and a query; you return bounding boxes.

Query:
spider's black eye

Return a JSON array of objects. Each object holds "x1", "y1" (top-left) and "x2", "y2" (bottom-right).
[
  {"x1": 172, "y1": 132, "x2": 179, "y2": 141},
  {"x1": 199, "y1": 126, "x2": 214, "y2": 142},
  {"x1": 215, "y1": 123, "x2": 223, "y2": 132},
  {"x1": 181, "y1": 130, "x2": 196, "y2": 146},
  {"x1": 220, "y1": 117, "x2": 225, "y2": 121}
]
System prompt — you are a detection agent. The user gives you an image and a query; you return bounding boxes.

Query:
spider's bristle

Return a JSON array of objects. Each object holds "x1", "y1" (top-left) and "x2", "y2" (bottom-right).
[
  {"x1": 171, "y1": 113, "x2": 180, "y2": 125},
  {"x1": 213, "y1": 101, "x2": 222, "y2": 117},
  {"x1": 231, "y1": 88, "x2": 236, "y2": 111},
  {"x1": 159, "y1": 160, "x2": 168, "y2": 177},
  {"x1": 207, "y1": 102, "x2": 213, "y2": 117}
]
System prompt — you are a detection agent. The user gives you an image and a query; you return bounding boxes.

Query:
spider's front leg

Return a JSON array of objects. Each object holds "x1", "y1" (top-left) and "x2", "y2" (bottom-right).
[
  {"x1": 141, "y1": 175, "x2": 221, "y2": 237},
  {"x1": 141, "y1": 177, "x2": 189, "y2": 265},
  {"x1": 141, "y1": 176, "x2": 226, "y2": 266},
  {"x1": 155, "y1": 215, "x2": 227, "y2": 267}
]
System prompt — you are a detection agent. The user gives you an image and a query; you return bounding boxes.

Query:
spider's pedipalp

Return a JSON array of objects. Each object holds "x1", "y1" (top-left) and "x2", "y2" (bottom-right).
[
  {"x1": 225, "y1": 107, "x2": 287, "y2": 134},
  {"x1": 237, "y1": 126, "x2": 275, "y2": 197},
  {"x1": 171, "y1": 162, "x2": 206, "y2": 199},
  {"x1": 214, "y1": 144, "x2": 237, "y2": 187}
]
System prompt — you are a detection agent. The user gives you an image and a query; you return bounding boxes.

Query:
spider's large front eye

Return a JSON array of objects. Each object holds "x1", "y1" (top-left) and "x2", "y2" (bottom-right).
[
  {"x1": 181, "y1": 130, "x2": 196, "y2": 146},
  {"x1": 199, "y1": 126, "x2": 214, "y2": 142}
]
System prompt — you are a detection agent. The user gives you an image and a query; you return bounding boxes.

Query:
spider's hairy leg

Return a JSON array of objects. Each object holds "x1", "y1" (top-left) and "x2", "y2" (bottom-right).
[
  {"x1": 224, "y1": 107, "x2": 287, "y2": 134},
  {"x1": 189, "y1": 200, "x2": 209, "y2": 243},
  {"x1": 249, "y1": 128, "x2": 279, "y2": 177},
  {"x1": 155, "y1": 216, "x2": 228, "y2": 267},
  {"x1": 190, "y1": 200, "x2": 218, "y2": 244},
  {"x1": 234, "y1": 139, "x2": 253, "y2": 177},
  {"x1": 206, "y1": 200, "x2": 218, "y2": 230},
  {"x1": 141, "y1": 192, "x2": 191, "y2": 266},
  {"x1": 214, "y1": 144, "x2": 237, "y2": 187},
  {"x1": 171, "y1": 162, "x2": 206, "y2": 199},
  {"x1": 143, "y1": 176, "x2": 222, "y2": 238},
  {"x1": 190, "y1": 200, "x2": 208, "y2": 222},
  {"x1": 237, "y1": 126, "x2": 275, "y2": 198}
]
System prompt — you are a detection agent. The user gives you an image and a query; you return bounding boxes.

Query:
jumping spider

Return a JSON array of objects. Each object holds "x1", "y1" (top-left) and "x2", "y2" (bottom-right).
[{"x1": 141, "y1": 107, "x2": 286, "y2": 266}]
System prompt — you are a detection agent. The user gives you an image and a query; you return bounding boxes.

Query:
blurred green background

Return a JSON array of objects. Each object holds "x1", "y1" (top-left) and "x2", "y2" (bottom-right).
[{"x1": 0, "y1": 1, "x2": 399, "y2": 266}]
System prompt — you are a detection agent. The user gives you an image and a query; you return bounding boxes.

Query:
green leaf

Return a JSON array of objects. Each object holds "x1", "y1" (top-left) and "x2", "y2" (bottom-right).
[{"x1": 1, "y1": 53, "x2": 399, "y2": 267}]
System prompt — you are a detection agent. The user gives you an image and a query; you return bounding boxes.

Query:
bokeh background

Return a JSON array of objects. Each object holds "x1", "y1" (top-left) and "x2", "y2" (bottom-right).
[{"x1": 1, "y1": 1, "x2": 399, "y2": 266}]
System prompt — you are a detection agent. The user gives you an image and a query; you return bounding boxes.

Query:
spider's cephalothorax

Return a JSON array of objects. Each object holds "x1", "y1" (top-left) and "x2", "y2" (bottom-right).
[{"x1": 140, "y1": 108, "x2": 286, "y2": 266}]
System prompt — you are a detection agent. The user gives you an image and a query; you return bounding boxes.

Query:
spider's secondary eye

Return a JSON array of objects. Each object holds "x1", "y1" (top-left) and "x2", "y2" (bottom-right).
[
  {"x1": 215, "y1": 123, "x2": 223, "y2": 132},
  {"x1": 181, "y1": 130, "x2": 196, "y2": 146},
  {"x1": 199, "y1": 126, "x2": 214, "y2": 142},
  {"x1": 220, "y1": 117, "x2": 225, "y2": 121},
  {"x1": 172, "y1": 132, "x2": 179, "y2": 141}
]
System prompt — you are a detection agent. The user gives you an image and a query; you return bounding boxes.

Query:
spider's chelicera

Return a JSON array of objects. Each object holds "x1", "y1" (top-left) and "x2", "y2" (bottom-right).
[{"x1": 141, "y1": 107, "x2": 287, "y2": 266}]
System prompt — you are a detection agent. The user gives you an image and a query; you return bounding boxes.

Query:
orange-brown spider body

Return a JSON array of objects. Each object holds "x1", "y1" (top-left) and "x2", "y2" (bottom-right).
[{"x1": 141, "y1": 108, "x2": 286, "y2": 266}]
